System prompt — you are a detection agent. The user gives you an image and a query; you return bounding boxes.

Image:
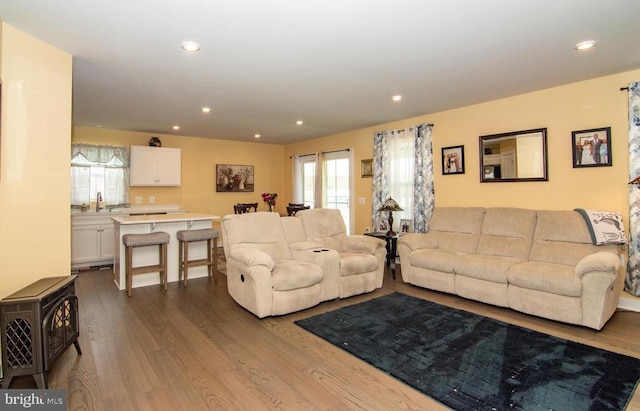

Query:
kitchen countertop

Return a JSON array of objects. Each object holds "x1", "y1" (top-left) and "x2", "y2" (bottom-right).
[
  {"x1": 111, "y1": 212, "x2": 219, "y2": 225},
  {"x1": 71, "y1": 204, "x2": 185, "y2": 219}
]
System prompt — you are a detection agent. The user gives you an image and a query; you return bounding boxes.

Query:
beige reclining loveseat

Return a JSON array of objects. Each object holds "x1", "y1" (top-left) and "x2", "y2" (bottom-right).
[{"x1": 222, "y1": 210, "x2": 386, "y2": 317}]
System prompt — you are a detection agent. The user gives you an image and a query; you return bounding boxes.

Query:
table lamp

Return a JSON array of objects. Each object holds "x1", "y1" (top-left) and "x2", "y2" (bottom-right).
[{"x1": 378, "y1": 198, "x2": 403, "y2": 237}]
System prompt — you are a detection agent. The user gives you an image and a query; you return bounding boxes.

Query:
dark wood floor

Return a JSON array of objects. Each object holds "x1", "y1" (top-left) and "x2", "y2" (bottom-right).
[{"x1": 6, "y1": 266, "x2": 640, "y2": 410}]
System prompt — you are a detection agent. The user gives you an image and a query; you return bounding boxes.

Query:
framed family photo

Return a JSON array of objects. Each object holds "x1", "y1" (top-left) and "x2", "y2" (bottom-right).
[
  {"x1": 572, "y1": 127, "x2": 612, "y2": 168},
  {"x1": 400, "y1": 218, "x2": 413, "y2": 233},
  {"x1": 442, "y1": 145, "x2": 465, "y2": 175}
]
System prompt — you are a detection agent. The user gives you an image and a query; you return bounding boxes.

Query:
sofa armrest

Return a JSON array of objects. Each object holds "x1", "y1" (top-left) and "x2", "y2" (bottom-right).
[
  {"x1": 341, "y1": 235, "x2": 385, "y2": 254},
  {"x1": 575, "y1": 251, "x2": 620, "y2": 280},
  {"x1": 289, "y1": 241, "x2": 324, "y2": 251},
  {"x1": 398, "y1": 233, "x2": 438, "y2": 251},
  {"x1": 229, "y1": 248, "x2": 275, "y2": 270}
]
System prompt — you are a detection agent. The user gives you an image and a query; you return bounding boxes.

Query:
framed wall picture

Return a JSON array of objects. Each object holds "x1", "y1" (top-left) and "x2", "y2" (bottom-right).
[
  {"x1": 361, "y1": 159, "x2": 373, "y2": 177},
  {"x1": 572, "y1": 127, "x2": 612, "y2": 168},
  {"x1": 400, "y1": 218, "x2": 413, "y2": 233},
  {"x1": 442, "y1": 145, "x2": 464, "y2": 175},
  {"x1": 216, "y1": 164, "x2": 254, "y2": 192}
]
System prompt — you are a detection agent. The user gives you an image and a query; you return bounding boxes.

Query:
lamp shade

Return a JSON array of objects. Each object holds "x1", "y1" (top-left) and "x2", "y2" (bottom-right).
[{"x1": 378, "y1": 198, "x2": 403, "y2": 212}]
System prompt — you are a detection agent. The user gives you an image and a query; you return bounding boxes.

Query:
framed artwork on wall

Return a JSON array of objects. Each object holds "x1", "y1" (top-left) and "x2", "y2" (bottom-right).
[
  {"x1": 572, "y1": 127, "x2": 612, "y2": 168},
  {"x1": 216, "y1": 164, "x2": 254, "y2": 192},
  {"x1": 442, "y1": 145, "x2": 464, "y2": 175},
  {"x1": 361, "y1": 159, "x2": 373, "y2": 177}
]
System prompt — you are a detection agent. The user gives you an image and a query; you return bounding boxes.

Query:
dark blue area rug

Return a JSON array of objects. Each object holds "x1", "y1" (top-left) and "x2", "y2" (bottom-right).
[{"x1": 295, "y1": 293, "x2": 640, "y2": 410}]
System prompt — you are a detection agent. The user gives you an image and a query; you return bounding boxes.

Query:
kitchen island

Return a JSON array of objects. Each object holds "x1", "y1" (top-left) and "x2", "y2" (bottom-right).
[{"x1": 112, "y1": 213, "x2": 219, "y2": 291}]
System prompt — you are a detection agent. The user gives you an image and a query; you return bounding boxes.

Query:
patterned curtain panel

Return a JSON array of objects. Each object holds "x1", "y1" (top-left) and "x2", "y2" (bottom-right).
[
  {"x1": 372, "y1": 124, "x2": 434, "y2": 233},
  {"x1": 372, "y1": 131, "x2": 390, "y2": 231},
  {"x1": 626, "y1": 82, "x2": 640, "y2": 296},
  {"x1": 413, "y1": 124, "x2": 434, "y2": 233}
]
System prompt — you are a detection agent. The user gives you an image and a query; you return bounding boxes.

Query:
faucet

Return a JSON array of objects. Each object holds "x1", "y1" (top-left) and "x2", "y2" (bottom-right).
[{"x1": 96, "y1": 192, "x2": 103, "y2": 212}]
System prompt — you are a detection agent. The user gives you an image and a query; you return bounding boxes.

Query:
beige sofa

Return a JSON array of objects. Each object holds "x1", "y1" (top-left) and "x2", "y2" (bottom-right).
[
  {"x1": 222, "y1": 210, "x2": 386, "y2": 318},
  {"x1": 397, "y1": 207, "x2": 625, "y2": 330}
]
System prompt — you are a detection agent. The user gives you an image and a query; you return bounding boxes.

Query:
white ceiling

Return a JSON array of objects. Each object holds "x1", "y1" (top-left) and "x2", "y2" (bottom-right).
[{"x1": 1, "y1": 1, "x2": 639, "y2": 144}]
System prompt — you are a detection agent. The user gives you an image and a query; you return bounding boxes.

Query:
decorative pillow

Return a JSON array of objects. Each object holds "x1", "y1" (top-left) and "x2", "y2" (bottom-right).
[{"x1": 575, "y1": 209, "x2": 627, "y2": 245}]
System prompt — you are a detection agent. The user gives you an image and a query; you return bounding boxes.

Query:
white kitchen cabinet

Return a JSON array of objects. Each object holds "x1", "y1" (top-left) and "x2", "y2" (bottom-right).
[
  {"x1": 71, "y1": 220, "x2": 115, "y2": 269},
  {"x1": 130, "y1": 146, "x2": 181, "y2": 186}
]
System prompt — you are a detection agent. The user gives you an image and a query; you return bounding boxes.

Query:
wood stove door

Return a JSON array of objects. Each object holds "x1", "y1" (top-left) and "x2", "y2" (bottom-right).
[{"x1": 42, "y1": 295, "x2": 81, "y2": 370}]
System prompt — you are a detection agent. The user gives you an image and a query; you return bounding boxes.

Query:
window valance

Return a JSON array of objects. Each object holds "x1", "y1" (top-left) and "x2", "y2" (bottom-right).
[{"x1": 71, "y1": 144, "x2": 130, "y2": 166}]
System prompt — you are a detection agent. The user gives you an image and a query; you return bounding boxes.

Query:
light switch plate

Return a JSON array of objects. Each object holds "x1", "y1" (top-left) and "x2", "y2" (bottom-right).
[
  {"x1": 135, "y1": 196, "x2": 143, "y2": 204},
  {"x1": 149, "y1": 196, "x2": 155, "y2": 204},
  {"x1": 358, "y1": 197, "x2": 366, "y2": 205}
]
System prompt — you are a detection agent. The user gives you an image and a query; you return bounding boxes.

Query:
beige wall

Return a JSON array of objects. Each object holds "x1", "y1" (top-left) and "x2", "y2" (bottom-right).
[
  {"x1": 72, "y1": 128, "x2": 285, "y2": 220},
  {"x1": 0, "y1": 23, "x2": 73, "y2": 298},
  {"x1": 284, "y1": 69, "x2": 640, "y2": 234}
]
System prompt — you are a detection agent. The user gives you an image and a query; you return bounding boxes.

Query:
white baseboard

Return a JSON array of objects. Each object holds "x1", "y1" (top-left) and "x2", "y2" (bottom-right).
[{"x1": 618, "y1": 292, "x2": 640, "y2": 312}]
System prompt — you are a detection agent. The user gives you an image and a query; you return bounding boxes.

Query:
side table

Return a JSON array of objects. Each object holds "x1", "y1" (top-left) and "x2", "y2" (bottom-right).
[{"x1": 364, "y1": 232, "x2": 402, "y2": 280}]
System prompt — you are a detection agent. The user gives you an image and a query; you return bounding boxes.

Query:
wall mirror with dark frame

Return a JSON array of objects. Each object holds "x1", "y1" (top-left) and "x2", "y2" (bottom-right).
[{"x1": 479, "y1": 128, "x2": 548, "y2": 182}]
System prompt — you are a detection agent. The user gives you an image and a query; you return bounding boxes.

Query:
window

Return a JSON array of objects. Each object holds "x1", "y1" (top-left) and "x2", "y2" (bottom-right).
[
  {"x1": 385, "y1": 131, "x2": 414, "y2": 223},
  {"x1": 293, "y1": 149, "x2": 353, "y2": 233},
  {"x1": 299, "y1": 155, "x2": 317, "y2": 208},
  {"x1": 373, "y1": 124, "x2": 434, "y2": 234},
  {"x1": 70, "y1": 144, "x2": 130, "y2": 208},
  {"x1": 323, "y1": 152, "x2": 351, "y2": 229}
]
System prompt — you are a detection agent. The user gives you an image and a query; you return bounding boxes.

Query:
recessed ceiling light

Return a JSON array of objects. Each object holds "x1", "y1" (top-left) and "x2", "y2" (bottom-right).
[
  {"x1": 173, "y1": 125, "x2": 180, "y2": 130},
  {"x1": 575, "y1": 40, "x2": 596, "y2": 50},
  {"x1": 254, "y1": 134, "x2": 261, "y2": 138},
  {"x1": 201, "y1": 107, "x2": 211, "y2": 113},
  {"x1": 296, "y1": 120, "x2": 304, "y2": 125},
  {"x1": 181, "y1": 41, "x2": 201, "y2": 52},
  {"x1": 392, "y1": 95, "x2": 403, "y2": 102}
]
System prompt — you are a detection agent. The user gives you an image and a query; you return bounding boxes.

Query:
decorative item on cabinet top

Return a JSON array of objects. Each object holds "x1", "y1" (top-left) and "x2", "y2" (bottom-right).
[{"x1": 149, "y1": 136, "x2": 162, "y2": 147}]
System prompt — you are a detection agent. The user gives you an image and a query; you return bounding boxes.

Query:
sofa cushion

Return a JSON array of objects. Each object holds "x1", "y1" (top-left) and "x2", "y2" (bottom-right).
[
  {"x1": 530, "y1": 210, "x2": 619, "y2": 266},
  {"x1": 428, "y1": 207, "x2": 486, "y2": 253},
  {"x1": 223, "y1": 212, "x2": 292, "y2": 261},
  {"x1": 508, "y1": 261, "x2": 582, "y2": 297},
  {"x1": 281, "y1": 216, "x2": 307, "y2": 244},
  {"x1": 454, "y1": 254, "x2": 523, "y2": 283},
  {"x1": 272, "y1": 260, "x2": 323, "y2": 291},
  {"x1": 477, "y1": 208, "x2": 536, "y2": 259},
  {"x1": 410, "y1": 248, "x2": 469, "y2": 273},
  {"x1": 339, "y1": 252, "x2": 378, "y2": 277},
  {"x1": 297, "y1": 208, "x2": 347, "y2": 250},
  {"x1": 534, "y1": 210, "x2": 592, "y2": 243}
]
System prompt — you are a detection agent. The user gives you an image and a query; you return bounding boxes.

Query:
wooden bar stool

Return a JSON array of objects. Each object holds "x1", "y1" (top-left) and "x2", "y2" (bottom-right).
[
  {"x1": 177, "y1": 228, "x2": 219, "y2": 287},
  {"x1": 122, "y1": 231, "x2": 170, "y2": 297}
]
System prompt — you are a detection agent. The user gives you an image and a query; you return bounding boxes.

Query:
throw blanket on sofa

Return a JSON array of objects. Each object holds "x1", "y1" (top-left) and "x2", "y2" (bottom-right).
[{"x1": 575, "y1": 208, "x2": 627, "y2": 245}]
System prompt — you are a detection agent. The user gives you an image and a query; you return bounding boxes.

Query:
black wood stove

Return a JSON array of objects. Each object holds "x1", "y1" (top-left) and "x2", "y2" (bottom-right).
[{"x1": 1, "y1": 275, "x2": 81, "y2": 389}]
